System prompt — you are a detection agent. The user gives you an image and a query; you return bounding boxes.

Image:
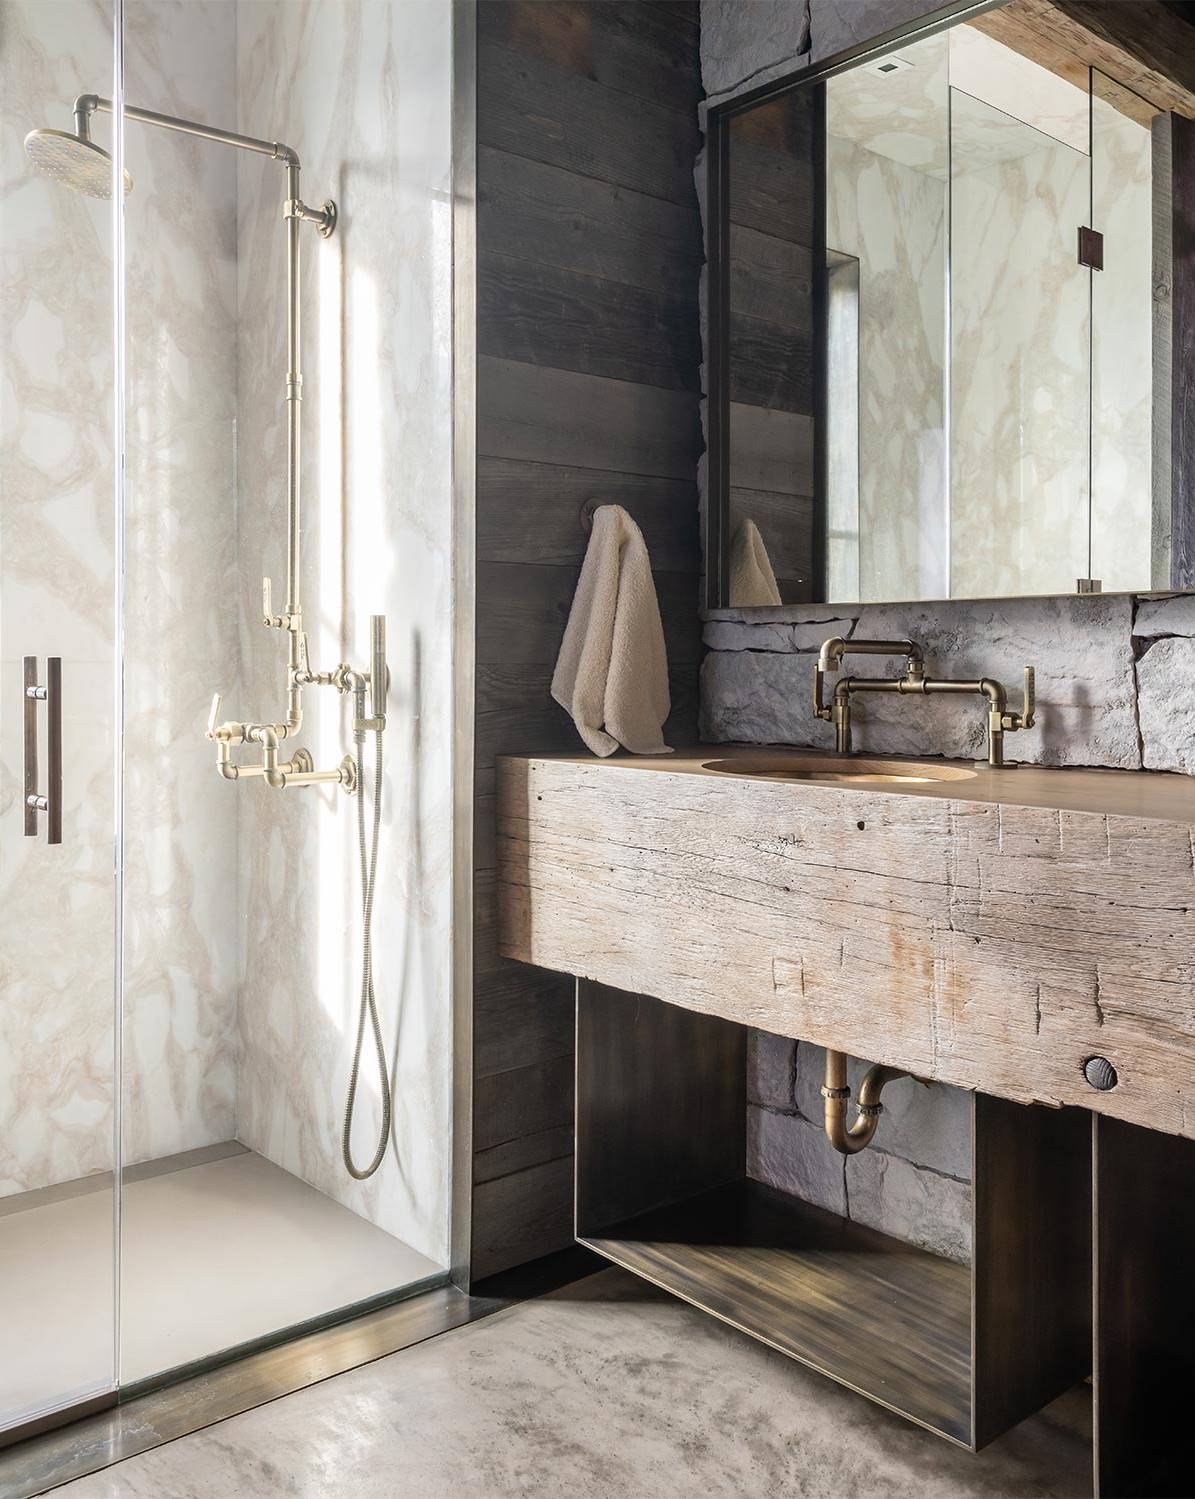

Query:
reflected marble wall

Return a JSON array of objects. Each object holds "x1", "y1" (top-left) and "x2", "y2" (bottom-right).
[
  {"x1": 1, "y1": 0, "x2": 119, "y2": 1195},
  {"x1": 950, "y1": 122, "x2": 1091, "y2": 598},
  {"x1": 234, "y1": 0, "x2": 453, "y2": 1263},
  {"x1": 826, "y1": 126, "x2": 946, "y2": 602}
]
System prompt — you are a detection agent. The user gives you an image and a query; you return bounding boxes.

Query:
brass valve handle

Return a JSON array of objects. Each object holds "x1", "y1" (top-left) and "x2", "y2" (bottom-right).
[{"x1": 1002, "y1": 666, "x2": 1035, "y2": 732}]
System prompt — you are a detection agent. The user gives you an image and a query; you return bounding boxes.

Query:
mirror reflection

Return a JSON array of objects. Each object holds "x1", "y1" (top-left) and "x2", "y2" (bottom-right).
[{"x1": 719, "y1": 16, "x2": 1172, "y2": 606}]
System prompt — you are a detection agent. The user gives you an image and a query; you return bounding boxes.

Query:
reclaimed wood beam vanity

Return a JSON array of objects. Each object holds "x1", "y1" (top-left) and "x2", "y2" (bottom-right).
[{"x1": 496, "y1": 747, "x2": 1195, "y2": 1498}]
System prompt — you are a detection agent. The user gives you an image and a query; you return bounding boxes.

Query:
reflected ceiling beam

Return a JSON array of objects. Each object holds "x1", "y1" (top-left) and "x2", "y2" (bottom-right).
[{"x1": 973, "y1": 0, "x2": 1195, "y2": 122}]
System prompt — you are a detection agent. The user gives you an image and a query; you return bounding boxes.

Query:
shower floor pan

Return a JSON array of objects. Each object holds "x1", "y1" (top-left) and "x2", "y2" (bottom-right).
[{"x1": 0, "y1": 1143, "x2": 441, "y2": 1423}]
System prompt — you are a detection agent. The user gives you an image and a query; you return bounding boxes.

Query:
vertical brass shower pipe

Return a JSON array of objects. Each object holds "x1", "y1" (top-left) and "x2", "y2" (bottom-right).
[{"x1": 285, "y1": 157, "x2": 304, "y2": 739}]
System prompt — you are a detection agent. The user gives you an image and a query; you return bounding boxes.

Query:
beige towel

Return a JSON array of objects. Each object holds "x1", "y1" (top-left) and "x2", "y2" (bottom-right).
[
  {"x1": 551, "y1": 504, "x2": 672, "y2": 757},
  {"x1": 730, "y1": 518, "x2": 781, "y2": 606}
]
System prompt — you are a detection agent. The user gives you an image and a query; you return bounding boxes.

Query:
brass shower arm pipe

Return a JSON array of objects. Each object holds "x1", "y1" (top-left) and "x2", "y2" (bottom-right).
[{"x1": 72, "y1": 94, "x2": 300, "y2": 167}]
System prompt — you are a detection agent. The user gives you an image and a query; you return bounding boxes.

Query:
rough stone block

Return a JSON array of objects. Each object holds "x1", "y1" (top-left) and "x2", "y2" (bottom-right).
[
  {"x1": 846, "y1": 1148, "x2": 972, "y2": 1263},
  {"x1": 1139, "y1": 636, "x2": 1195, "y2": 772},
  {"x1": 746, "y1": 1028, "x2": 796, "y2": 1111},
  {"x1": 746, "y1": 1105, "x2": 846, "y2": 1217},
  {"x1": 1134, "y1": 594, "x2": 1195, "y2": 639}
]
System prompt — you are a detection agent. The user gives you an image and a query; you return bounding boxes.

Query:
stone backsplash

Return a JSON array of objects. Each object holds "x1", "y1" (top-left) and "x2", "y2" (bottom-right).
[{"x1": 702, "y1": 593, "x2": 1195, "y2": 773}]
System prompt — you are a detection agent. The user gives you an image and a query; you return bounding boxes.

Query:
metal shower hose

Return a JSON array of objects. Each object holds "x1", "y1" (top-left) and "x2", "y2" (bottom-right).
[{"x1": 342, "y1": 722, "x2": 391, "y2": 1179}]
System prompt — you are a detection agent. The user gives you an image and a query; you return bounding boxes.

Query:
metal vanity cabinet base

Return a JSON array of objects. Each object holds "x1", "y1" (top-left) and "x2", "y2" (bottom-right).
[
  {"x1": 1093, "y1": 1117, "x2": 1195, "y2": 1499},
  {"x1": 573, "y1": 981, "x2": 1093, "y2": 1455}
]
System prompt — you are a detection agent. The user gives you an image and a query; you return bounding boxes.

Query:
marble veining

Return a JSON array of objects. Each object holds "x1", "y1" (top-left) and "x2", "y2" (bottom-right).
[{"x1": 120, "y1": 0, "x2": 240, "y2": 1169}]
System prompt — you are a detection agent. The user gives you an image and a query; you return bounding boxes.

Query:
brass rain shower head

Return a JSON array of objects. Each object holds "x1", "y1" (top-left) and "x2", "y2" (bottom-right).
[{"x1": 24, "y1": 127, "x2": 132, "y2": 200}]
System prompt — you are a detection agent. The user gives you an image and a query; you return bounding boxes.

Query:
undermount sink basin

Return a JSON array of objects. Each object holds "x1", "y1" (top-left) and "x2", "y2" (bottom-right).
[{"x1": 700, "y1": 754, "x2": 978, "y2": 785}]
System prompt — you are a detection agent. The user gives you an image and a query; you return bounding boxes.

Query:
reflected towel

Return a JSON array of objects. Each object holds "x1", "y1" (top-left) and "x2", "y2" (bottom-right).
[
  {"x1": 551, "y1": 503, "x2": 672, "y2": 757},
  {"x1": 730, "y1": 518, "x2": 782, "y2": 606}
]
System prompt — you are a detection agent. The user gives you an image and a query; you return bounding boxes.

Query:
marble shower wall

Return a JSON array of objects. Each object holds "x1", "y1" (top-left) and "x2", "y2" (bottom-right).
[
  {"x1": 233, "y1": 0, "x2": 453, "y2": 1263},
  {"x1": 120, "y1": 0, "x2": 240, "y2": 1169}
]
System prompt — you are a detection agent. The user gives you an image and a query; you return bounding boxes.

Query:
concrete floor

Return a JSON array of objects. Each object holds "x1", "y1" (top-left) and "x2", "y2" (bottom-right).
[
  {"x1": 1, "y1": 1147, "x2": 439, "y2": 1428},
  {"x1": 57, "y1": 1268, "x2": 1092, "y2": 1498}
]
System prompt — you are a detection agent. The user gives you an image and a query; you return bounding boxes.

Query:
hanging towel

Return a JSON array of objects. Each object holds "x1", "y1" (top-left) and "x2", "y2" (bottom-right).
[
  {"x1": 729, "y1": 518, "x2": 782, "y2": 606},
  {"x1": 551, "y1": 503, "x2": 672, "y2": 758}
]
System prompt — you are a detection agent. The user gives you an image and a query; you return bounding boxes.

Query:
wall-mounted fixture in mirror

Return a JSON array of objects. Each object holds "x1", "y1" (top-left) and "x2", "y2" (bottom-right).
[{"x1": 705, "y1": 0, "x2": 1195, "y2": 609}]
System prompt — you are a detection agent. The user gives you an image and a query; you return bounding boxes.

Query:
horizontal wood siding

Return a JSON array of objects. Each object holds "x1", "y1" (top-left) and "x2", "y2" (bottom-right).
[{"x1": 471, "y1": 0, "x2": 703, "y2": 1280}]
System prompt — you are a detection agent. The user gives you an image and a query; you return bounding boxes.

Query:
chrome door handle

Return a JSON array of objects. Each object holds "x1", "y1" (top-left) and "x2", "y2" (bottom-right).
[{"x1": 23, "y1": 655, "x2": 61, "y2": 845}]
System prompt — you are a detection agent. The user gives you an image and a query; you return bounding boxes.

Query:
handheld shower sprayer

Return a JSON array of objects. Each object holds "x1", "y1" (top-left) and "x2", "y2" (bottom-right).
[{"x1": 342, "y1": 616, "x2": 393, "y2": 1181}]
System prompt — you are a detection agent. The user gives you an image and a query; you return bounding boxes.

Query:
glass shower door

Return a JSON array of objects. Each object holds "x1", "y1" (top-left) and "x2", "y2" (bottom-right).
[{"x1": 0, "y1": 0, "x2": 121, "y2": 1440}]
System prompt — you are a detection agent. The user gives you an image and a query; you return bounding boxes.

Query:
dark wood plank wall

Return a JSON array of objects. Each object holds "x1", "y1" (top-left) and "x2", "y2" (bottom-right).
[
  {"x1": 727, "y1": 91, "x2": 818, "y2": 602},
  {"x1": 472, "y1": 0, "x2": 703, "y2": 1280}
]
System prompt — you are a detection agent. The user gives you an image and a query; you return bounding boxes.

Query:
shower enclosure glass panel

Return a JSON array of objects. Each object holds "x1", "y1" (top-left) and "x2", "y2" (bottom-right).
[
  {"x1": 0, "y1": 0, "x2": 120, "y2": 1438},
  {"x1": 2, "y1": 0, "x2": 456, "y2": 1438},
  {"x1": 1090, "y1": 71, "x2": 1159, "y2": 592},
  {"x1": 949, "y1": 89, "x2": 1092, "y2": 598}
]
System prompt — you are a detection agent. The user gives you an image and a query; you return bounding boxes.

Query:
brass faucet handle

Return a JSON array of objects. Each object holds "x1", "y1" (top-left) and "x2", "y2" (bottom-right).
[
  {"x1": 1001, "y1": 666, "x2": 1036, "y2": 733},
  {"x1": 206, "y1": 692, "x2": 222, "y2": 740},
  {"x1": 814, "y1": 665, "x2": 832, "y2": 722}
]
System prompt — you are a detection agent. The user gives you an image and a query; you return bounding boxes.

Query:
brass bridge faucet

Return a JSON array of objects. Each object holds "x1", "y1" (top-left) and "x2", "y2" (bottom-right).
[{"x1": 813, "y1": 637, "x2": 1035, "y2": 768}]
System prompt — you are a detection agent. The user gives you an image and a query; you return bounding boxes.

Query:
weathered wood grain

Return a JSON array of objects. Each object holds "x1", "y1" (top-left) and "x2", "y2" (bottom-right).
[
  {"x1": 478, "y1": 41, "x2": 699, "y2": 207},
  {"x1": 475, "y1": 561, "x2": 701, "y2": 667},
  {"x1": 974, "y1": 0, "x2": 1195, "y2": 120},
  {"x1": 479, "y1": 252, "x2": 700, "y2": 393},
  {"x1": 729, "y1": 313, "x2": 812, "y2": 412},
  {"x1": 476, "y1": 458, "x2": 699, "y2": 571},
  {"x1": 478, "y1": 149, "x2": 702, "y2": 302},
  {"x1": 473, "y1": 0, "x2": 703, "y2": 1280},
  {"x1": 478, "y1": 357, "x2": 701, "y2": 478},
  {"x1": 479, "y1": 1, "x2": 700, "y2": 109},
  {"x1": 473, "y1": 1054, "x2": 575, "y2": 1155},
  {"x1": 729, "y1": 402, "x2": 814, "y2": 494},
  {"x1": 471, "y1": 1156, "x2": 576, "y2": 1282},
  {"x1": 497, "y1": 754, "x2": 1195, "y2": 1141},
  {"x1": 729, "y1": 225, "x2": 813, "y2": 329}
]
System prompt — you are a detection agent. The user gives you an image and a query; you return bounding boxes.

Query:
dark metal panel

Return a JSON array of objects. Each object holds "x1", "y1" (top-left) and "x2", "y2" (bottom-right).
[
  {"x1": 1170, "y1": 112, "x2": 1195, "y2": 586},
  {"x1": 971, "y1": 1094, "x2": 1092, "y2": 1450},
  {"x1": 1094, "y1": 1115, "x2": 1195, "y2": 1498},
  {"x1": 575, "y1": 982, "x2": 745, "y2": 1236}
]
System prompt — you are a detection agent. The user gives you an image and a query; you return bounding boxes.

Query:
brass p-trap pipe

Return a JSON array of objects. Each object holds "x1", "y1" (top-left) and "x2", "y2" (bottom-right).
[{"x1": 821, "y1": 1049, "x2": 910, "y2": 1155}]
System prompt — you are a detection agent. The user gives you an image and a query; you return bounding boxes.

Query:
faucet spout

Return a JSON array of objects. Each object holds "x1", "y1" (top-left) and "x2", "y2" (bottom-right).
[{"x1": 813, "y1": 638, "x2": 1037, "y2": 765}]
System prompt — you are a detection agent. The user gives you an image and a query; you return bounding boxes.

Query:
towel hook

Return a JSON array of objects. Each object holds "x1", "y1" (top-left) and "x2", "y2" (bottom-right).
[{"x1": 579, "y1": 498, "x2": 602, "y2": 534}]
